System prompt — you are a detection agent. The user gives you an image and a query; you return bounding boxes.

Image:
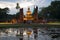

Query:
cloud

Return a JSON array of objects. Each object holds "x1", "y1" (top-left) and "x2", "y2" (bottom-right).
[
  {"x1": 20, "y1": 2, "x2": 34, "y2": 8},
  {"x1": 0, "y1": 0, "x2": 17, "y2": 2},
  {"x1": 0, "y1": 1, "x2": 15, "y2": 8},
  {"x1": 0, "y1": 1, "x2": 34, "y2": 8},
  {"x1": 0, "y1": 0, "x2": 53, "y2": 8},
  {"x1": 0, "y1": 1, "x2": 34, "y2": 14},
  {"x1": 0, "y1": 0, "x2": 53, "y2": 14}
]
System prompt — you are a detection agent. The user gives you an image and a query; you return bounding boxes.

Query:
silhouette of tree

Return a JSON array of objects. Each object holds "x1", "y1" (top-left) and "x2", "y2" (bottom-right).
[
  {"x1": 0, "y1": 7, "x2": 10, "y2": 22},
  {"x1": 38, "y1": 1, "x2": 60, "y2": 21}
]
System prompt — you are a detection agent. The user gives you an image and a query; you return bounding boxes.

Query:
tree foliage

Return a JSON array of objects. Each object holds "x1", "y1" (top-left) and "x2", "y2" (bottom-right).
[
  {"x1": 0, "y1": 7, "x2": 10, "y2": 22},
  {"x1": 38, "y1": 1, "x2": 60, "y2": 20}
]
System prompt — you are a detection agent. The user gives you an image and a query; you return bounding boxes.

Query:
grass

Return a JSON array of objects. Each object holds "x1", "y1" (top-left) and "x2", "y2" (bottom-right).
[
  {"x1": 47, "y1": 22, "x2": 60, "y2": 25},
  {"x1": 0, "y1": 23, "x2": 60, "y2": 28}
]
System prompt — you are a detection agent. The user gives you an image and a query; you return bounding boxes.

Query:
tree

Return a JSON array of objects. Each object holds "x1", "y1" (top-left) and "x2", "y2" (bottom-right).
[
  {"x1": 0, "y1": 7, "x2": 10, "y2": 22},
  {"x1": 38, "y1": 1, "x2": 60, "y2": 21},
  {"x1": 3, "y1": 7, "x2": 9, "y2": 13}
]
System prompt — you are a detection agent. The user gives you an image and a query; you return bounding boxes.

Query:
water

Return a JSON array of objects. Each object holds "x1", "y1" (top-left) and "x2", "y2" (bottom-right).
[
  {"x1": 0, "y1": 36, "x2": 19, "y2": 40},
  {"x1": 0, "y1": 28, "x2": 60, "y2": 40},
  {"x1": 0, "y1": 34, "x2": 51, "y2": 40}
]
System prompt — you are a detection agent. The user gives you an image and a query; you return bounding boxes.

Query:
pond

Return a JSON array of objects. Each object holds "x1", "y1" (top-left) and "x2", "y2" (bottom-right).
[{"x1": 0, "y1": 27, "x2": 60, "y2": 40}]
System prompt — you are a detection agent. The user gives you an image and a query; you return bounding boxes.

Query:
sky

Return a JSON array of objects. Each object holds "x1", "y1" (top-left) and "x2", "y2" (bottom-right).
[{"x1": 0, "y1": 0, "x2": 54, "y2": 15}]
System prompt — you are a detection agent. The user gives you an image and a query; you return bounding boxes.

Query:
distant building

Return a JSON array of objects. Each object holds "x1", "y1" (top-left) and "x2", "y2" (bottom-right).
[
  {"x1": 24, "y1": 7, "x2": 34, "y2": 23},
  {"x1": 18, "y1": 8, "x2": 24, "y2": 23},
  {"x1": 33, "y1": 6, "x2": 38, "y2": 23},
  {"x1": 10, "y1": 3, "x2": 46, "y2": 24}
]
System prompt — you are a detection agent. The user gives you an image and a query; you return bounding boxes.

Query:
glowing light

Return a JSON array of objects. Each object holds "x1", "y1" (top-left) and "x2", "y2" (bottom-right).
[
  {"x1": 23, "y1": 31, "x2": 27, "y2": 35},
  {"x1": 27, "y1": 31, "x2": 32, "y2": 35},
  {"x1": 8, "y1": 29, "x2": 12, "y2": 33}
]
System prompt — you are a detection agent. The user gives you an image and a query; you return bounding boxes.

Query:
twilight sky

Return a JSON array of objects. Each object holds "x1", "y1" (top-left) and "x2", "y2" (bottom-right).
[{"x1": 0, "y1": 0, "x2": 54, "y2": 15}]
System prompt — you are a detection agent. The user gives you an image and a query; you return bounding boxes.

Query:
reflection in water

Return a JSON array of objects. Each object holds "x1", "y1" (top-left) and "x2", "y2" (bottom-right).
[
  {"x1": 0, "y1": 36, "x2": 19, "y2": 40},
  {"x1": 0, "y1": 28, "x2": 60, "y2": 40}
]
